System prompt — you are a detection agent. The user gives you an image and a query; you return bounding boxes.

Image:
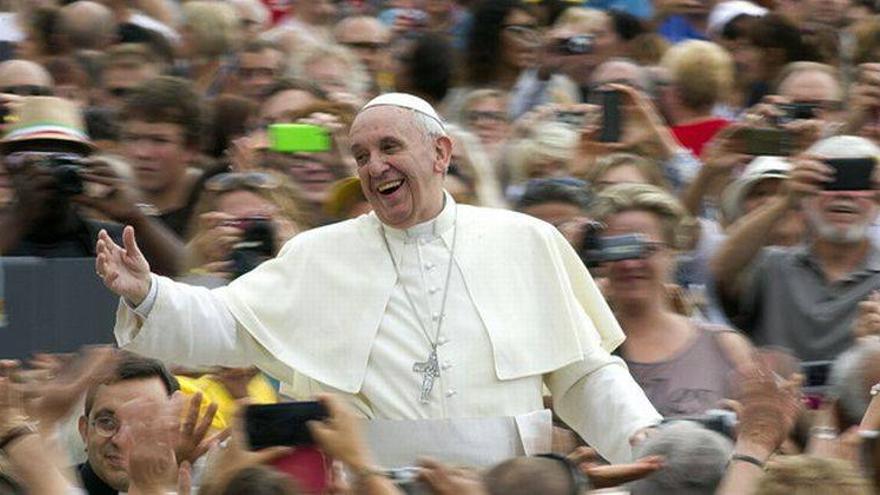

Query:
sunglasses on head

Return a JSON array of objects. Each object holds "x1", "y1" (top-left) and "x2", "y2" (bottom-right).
[{"x1": 205, "y1": 172, "x2": 281, "y2": 192}]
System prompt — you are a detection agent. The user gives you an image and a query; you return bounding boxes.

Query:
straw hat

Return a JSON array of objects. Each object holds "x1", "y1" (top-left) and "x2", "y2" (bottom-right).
[{"x1": 1, "y1": 96, "x2": 93, "y2": 153}]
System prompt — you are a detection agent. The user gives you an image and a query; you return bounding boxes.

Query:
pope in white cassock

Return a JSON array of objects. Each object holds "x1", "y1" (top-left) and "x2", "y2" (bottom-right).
[{"x1": 95, "y1": 93, "x2": 661, "y2": 464}]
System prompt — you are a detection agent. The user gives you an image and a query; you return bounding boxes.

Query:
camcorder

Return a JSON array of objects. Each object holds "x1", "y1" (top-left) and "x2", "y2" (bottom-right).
[
  {"x1": 230, "y1": 217, "x2": 276, "y2": 278},
  {"x1": 556, "y1": 34, "x2": 594, "y2": 55},
  {"x1": 43, "y1": 156, "x2": 85, "y2": 195},
  {"x1": 579, "y1": 222, "x2": 655, "y2": 268}
]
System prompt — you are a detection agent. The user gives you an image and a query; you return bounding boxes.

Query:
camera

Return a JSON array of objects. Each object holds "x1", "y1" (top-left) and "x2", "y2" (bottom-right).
[
  {"x1": 43, "y1": 156, "x2": 84, "y2": 195},
  {"x1": 775, "y1": 102, "x2": 818, "y2": 125},
  {"x1": 558, "y1": 35, "x2": 594, "y2": 55},
  {"x1": 230, "y1": 217, "x2": 275, "y2": 279},
  {"x1": 579, "y1": 222, "x2": 655, "y2": 268}
]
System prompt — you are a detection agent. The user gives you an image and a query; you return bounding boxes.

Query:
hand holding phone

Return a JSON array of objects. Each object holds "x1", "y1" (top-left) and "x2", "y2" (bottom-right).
[{"x1": 823, "y1": 157, "x2": 876, "y2": 191}]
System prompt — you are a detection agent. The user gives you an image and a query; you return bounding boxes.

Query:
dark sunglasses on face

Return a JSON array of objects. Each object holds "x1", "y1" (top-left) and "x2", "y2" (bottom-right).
[
  {"x1": 0, "y1": 85, "x2": 53, "y2": 97},
  {"x1": 205, "y1": 172, "x2": 281, "y2": 192}
]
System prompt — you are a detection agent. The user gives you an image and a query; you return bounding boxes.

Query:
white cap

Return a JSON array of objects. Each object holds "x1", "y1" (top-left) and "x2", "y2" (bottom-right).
[
  {"x1": 707, "y1": 0, "x2": 767, "y2": 37},
  {"x1": 720, "y1": 156, "x2": 791, "y2": 223},
  {"x1": 360, "y1": 92, "x2": 445, "y2": 130}
]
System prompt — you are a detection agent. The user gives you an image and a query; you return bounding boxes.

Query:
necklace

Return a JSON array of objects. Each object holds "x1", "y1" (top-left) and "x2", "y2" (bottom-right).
[{"x1": 380, "y1": 206, "x2": 458, "y2": 404}]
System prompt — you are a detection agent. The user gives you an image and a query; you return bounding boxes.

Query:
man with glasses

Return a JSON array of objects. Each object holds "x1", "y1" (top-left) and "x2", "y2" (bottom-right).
[
  {"x1": 233, "y1": 40, "x2": 286, "y2": 101},
  {"x1": 77, "y1": 352, "x2": 180, "y2": 495},
  {"x1": 334, "y1": 16, "x2": 390, "y2": 96}
]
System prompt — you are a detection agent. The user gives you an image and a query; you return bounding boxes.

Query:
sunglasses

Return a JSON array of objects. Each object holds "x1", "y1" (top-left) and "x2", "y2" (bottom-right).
[
  {"x1": 0, "y1": 85, "x2": 53, "y2": 97},
  {"x1": 205, "y1": 172, "x2": 281, "y2": 192}
]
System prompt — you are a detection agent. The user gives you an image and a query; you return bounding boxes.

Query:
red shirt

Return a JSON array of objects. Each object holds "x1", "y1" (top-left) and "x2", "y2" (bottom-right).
[{"x1": 671, "y1": 118, "x2": 730, "y2": 157}]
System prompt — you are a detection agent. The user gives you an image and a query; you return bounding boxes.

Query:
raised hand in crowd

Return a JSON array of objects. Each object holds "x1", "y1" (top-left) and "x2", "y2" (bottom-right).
[
  {"x1": 717, "y1": 366, "x2": 803, "y2": 495},
  {"x1": 96, "y1": 226, "x2": 152, "y2": 305},
  {"x1": 566, "y1": 446, "x2": 664, "y2": 488},
  {"x1": 855, "y1": 291, "x2": 880, "y2": 339},
  {"x1": 120, "y1": 393, "x2": 188, "y2": 495},
  {"x1": 743, "y1": 95, "x2": 826, "y2": 154},
  {"x1": 176, "y1": 391, "x2": 229, "y2": 466},
  {"x1": 185, "y1": 211, "x2": 242, "y2": 276},
  {"x1": 845, "y1": 63, "x2": 880, "y2": 136},
  {"x1": 682, "y1": 122, "x2": 751, "y2": 216},
  {"x1": 199, "y1": 400, "x2": 294, "y2": 495}
]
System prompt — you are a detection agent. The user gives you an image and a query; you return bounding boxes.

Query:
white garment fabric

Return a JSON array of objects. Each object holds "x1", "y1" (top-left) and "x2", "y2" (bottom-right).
[{"x1": 116, "y1": 196, "x2": 660, "y2": 463}]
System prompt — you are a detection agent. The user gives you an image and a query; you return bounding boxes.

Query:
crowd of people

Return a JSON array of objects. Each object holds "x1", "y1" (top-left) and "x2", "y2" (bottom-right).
[{"x1": 2, "y1": 0, "x2": 880, "y2": 493}]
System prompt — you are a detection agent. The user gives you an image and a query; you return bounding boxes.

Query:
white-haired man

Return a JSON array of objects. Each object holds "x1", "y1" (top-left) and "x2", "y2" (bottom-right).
[
  {"x1": 95, "y1": 93, "x2": 660, "y2": 464},
  {"x1": 713, "y1": 136, "x2": 880, "y2": 360}
]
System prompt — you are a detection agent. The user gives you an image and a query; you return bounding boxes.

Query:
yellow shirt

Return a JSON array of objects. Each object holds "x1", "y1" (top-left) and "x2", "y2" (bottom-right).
[{"x1": 177, "y1": 374, "x2": 278, "y2": 430}]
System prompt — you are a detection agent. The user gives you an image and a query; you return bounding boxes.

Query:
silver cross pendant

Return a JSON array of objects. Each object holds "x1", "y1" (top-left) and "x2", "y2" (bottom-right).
[{"x1": 413, "y1": 348, "x2": 441, "y2": 404}]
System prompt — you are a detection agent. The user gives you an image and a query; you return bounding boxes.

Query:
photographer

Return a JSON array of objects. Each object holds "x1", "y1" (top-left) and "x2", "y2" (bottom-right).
[
  {"x1": 589, "y1": 183, "x2": 756, "y2": 417},
  {"x1": 182, "y1": 170, "x2": 312, "y2": 285},
  {"x1": 712, "y1": 136, "x2": 880, "y2": 361},
  {"x1": 0, "y1": 96, "x2": 184, "y2": 275}
]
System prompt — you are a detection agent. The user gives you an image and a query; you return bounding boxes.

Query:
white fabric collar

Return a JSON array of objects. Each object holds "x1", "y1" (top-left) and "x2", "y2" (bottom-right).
[{"x1": 382, "y1": 192, "x2": 456, "y2": 244}]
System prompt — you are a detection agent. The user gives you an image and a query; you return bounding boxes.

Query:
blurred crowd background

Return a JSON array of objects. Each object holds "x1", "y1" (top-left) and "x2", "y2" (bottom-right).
[{"x1": 4, "y1": 0, "x2": 880, "y2": 493}]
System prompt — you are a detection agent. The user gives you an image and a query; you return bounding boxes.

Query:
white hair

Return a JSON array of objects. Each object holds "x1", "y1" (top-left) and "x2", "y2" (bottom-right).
[
  {"x1": 505, "y1": 122, "x2": 578, "y2": 185},
  {"x1": 829, "y1": 339, "x2": 880, "y2": 426},
  {"x1": 630, "y1": 421, "x2": 733, "y2": 495},
  {"x1": 288, "y1": 43, "x2": 370, "y2": 99}
]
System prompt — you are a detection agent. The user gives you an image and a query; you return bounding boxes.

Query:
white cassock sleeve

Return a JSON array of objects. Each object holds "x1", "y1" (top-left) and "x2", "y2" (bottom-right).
[
  {"x1": 114, "y1": 274, "x2": 279, "y2": 372},
  {"x1": 546, "y1": 348, "x2": 662, "y2": 464}
]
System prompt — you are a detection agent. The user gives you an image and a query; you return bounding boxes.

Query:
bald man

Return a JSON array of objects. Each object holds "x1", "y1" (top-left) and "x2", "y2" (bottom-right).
[
  {"x1": 334, "y1": 16, "x2": 390, "y2": 92},
  {"x1": 58, "y1": 1, "x2": 118, "y2": 52},
  {"x1": 0, "y1": 60, "x2": 54, "y2": 94}
]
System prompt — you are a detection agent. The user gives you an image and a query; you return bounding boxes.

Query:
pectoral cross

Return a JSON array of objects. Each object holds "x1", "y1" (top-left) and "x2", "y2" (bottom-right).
[{"x1": 413, "y1": 348, "x2": 441, "y2": 404}]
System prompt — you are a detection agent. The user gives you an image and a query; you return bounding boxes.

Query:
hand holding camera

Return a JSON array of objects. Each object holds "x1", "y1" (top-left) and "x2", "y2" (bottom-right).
[{"x1": 846, "y1": 63, "x2": 880, "y2": 134}]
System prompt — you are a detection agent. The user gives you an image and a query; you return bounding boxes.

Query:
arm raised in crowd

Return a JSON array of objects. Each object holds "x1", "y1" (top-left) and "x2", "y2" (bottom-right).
[
  {"x1": 711, "y1": 156, "x2": 831, "y2": 303},
  {"x1": 78, "y1": 159, "x2": 185, "y2": 276}
]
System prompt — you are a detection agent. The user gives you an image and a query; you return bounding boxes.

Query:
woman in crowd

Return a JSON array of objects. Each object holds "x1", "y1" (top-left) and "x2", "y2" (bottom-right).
[
  {"x1": 459, "y1": 88, "x2": 512, "y2": 166},
  {"x1": 583, "y1": 152, "x2": 669, "y2": 191},
  {"x1": 503, "y1": 121, "x2": 578, "y2": 197},
  {"x1": 590, "y1": 183, "x2": 755, "y2": 417},
  {"x1": 182, "y1": 170, "x2": 312, "y2": 285}
]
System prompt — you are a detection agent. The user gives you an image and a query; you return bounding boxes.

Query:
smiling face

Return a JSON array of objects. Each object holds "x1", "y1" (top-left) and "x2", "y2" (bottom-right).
[
  {"x1": 78, "y1": 378, "x2": 170, "y2": 491},
  {"x1": 603, "y1": 209, "x2": 674, "y2": 305},
  {"x1": 350, "y1": 106, "x2": 452, "y2": 229},
  {"x1": 804, "y1": 190, "x2": 879, "y2": 243}
]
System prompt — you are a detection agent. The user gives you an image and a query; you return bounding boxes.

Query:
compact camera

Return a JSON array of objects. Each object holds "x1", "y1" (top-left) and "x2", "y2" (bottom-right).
[
  {"x1": 230, "y1": 217, "x2": 276, "y2": 278},
  {"x1": 43, "y1": 156, "x2": 85, "y2": 195}
]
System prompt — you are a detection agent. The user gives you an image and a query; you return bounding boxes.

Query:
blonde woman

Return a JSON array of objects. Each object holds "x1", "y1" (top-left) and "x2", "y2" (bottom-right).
[
  {"x1": 590, "y1": 183, "x2": 754, "y2": 417},
  {"x1": 183, "y1": 170, "x2": 313, "y2": 284},
  {"x1": 582, "y1": 152, "x2": 670, "y2": 192},
  {"x1": 659, "y1": 40, "x2": 734, "y2": 156},
  {"x1": 504, "y1": 121, "x2": 578, "y2": 194}
]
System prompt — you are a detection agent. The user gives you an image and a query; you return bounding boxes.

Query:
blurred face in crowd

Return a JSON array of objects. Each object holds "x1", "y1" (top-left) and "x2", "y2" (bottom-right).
[
  {"x1": 803, "y1": 0, "x2": 851, "y2": 27},
  {"x1": 804, "y1": 186, "x2": 879, "y2": 244},
  {"x1": 350, "y1": 107, "x2": 452, "y2": 229},
  {"x1": 101, "y1": 63, "x2": 160, "y2": 111},
  {"x1": 121, "y1": 121, "x2": 193, "y2": 195},
  {"x1": 521, "y1": 201, "x2": 585, "y2": 228},
  {"x1": 594, "y1": 164, "x2": 649, "y2": 191},
  {"x1": 237, "y1": 48, "x2": 285, "y2": 100},
  {"x1": 464, "y1": 96, "x2": 510, "y2": 147},
  {"x1": 444, "y1": 136, "x2": 478, "y2": 204},
  {"x1": 216, "y1": 188, "x2": 300, "y2": 245},
  {"x1": 335, "y1": 18, "x2": 390, "y2": 80},
  {"x1": 742, "y1": 177, "x2": 805, "y2": 246},
  {"x1": 777, "y1": 69, "x2": 844, "y2": 123},
  {"x1": 527, "y1": 155, "x2": 569, "y2": 179},
  {"x1": 603, "y1": 209, "x2": 673, "y2": 304},
  {"x1": 304, "y1": 57, "x2": 351, "y2": 97},
  {"x1": 276, "y1": 150, "x2": 342, "y2": 205},
  {"x1": 78, "y1": 378, "x2": 169, "y2": 491},
  {"x1": 296, "y1": 0, "x2": 338, "y2": 26},
  {"x1": 500, "y1": 9, "x2": 540, "y2": 72},
  {"x1": 547, "y1": 15, "x2": 620, "y2": 84}
]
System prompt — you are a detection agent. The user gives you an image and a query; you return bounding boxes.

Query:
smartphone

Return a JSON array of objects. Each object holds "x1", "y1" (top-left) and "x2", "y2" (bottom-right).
[
  {"x1": 597, "y1": 90, "x2": 622, "y2": 143},
  {"x1": 268, "y1": 123, "x2": 331, "y2": 153},
  {"x1": 734, "y1": 128, "x2": 793, "y2": 156},
  {"x1": 801, "y1": 360, "x2": 833, "y2": 390},
  {"x1": 823, "y1": 157, "x2": 876, "y2": 191},
  {"x1": 244, "y1": 401, "x2": 329, "y2": 450}
]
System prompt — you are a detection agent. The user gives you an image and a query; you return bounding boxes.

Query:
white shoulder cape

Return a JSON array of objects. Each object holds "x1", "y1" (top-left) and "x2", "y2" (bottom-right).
[{"x1": 215, "y1": 206, "x2": 624, "y2": 393}]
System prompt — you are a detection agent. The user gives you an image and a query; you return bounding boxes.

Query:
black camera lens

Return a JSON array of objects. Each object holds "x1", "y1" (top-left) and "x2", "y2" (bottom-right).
[
  {"x1": 43, "y1": 157, "x2": 84, "y2": 195},
  {"x1": 563, "y1": 35, "x2": 594, "y2": 55}
]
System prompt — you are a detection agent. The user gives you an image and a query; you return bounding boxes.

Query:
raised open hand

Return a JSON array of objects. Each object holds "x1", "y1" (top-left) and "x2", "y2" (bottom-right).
[{"x1": 96, "y1": 225, "x2": 152, "y2": 305}]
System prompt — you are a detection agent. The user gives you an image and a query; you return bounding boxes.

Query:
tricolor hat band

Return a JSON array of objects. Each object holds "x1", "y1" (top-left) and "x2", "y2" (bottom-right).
[{"x1": 4, "y1": 123, "x2": 91, "y2": 142}]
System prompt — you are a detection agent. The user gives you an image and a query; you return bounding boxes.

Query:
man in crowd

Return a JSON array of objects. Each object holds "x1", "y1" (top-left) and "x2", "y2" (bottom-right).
[
  {"x1": 231, "y1": 39, "x2": 286, "y2": 101},
  {"x1": 0, "y1": 59, "x2": 53, "y2": 96},
  {"x1": 97, "y1": 44, "x2": 162, "y2": 112},
  {"x1": 117, "y1": 76, "x2": 204, "y2": 239},
  {"x1": 334, "y1": 16, "x2": 391, "y2": 95},
  {"x1": 97, "y1": 93, "x2": 661, "y2": 464},
  {"x1": 713, "y1": 135, "x2": 880, "y2": 360},
  {"x1": 57, "y1": 1, "x2": 118, "y2": 54}
]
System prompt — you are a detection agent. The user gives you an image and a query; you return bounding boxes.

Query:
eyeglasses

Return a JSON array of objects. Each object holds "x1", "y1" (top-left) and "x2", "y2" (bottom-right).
[
  {"x1": 466, "y1": 110, "x2": 508, "y2": 124},
  {"x1": 536, "y1": 453, "x2": 592, "y2": 495},
  {"x1": 341, "y1": 41, "x2": 387, "y2": 52},
  {"x1": 90, "y1": 413, "x2": 120, "y2": 438},
  {"x1": 502, "y1": 24, "x2": 541, "y2": 42},
  {"x1": 0, "y1": 85, "x2": 53, "y2": 97},
  {"x1": 205, "y1": 172, "x2": 281, "y2": 192}
]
